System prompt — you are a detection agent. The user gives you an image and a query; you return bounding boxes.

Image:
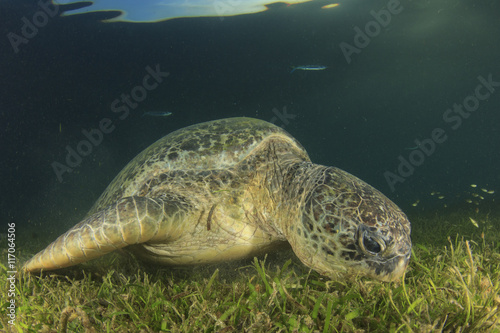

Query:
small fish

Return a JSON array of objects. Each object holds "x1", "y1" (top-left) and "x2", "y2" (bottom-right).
[
  {"x1": 487, "y1": 190, "x2": 495, "y2": 194},
  {"x1": 438, "y1": 196, "x2": 445, "y2": 199},
  {"x1": 290, "y1": 65, "x2": 327, "y2": 73},
  {"x1": 470, "y1": 184, "x2": 477, "y2": 188},
  {"x1": 469, "y1": 217, "x2": 478, "y2": 228},
  {"x1": 322, "y1": 3, "x2": 340, "y2": 9},
  {"x1": 142, "y1": 111, "x2": 172, "y2": 117},
  {"x1": 481, "y1": 188, "x2": 488, "y2": 193}
]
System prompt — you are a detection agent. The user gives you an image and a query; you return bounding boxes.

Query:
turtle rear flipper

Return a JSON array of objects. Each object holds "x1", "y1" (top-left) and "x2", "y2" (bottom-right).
[{"x1": 23, "y1": 196, "x2": 191, "y2": 273}]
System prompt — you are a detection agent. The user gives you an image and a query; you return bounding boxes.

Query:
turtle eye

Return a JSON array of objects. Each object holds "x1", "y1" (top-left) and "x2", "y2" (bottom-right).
[{"x1": 362, "y1": 234, "x2": 385, "y2": 255}]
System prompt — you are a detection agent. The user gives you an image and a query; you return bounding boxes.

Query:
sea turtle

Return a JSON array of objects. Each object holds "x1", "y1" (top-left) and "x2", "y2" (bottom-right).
[{"x1": 23, "y1": 118, "x2": 411, "y2": 281}]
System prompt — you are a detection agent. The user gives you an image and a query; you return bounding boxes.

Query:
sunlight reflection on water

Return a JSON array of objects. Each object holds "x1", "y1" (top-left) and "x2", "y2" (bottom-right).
[{"x1": 53, "y1": 0, "x2": 315, "y2": 22}]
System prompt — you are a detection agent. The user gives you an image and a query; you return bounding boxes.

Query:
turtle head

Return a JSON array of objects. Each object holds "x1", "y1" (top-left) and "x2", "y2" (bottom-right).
[{"x1": 287, "y1": 166, "x2": 411, "y2": 282}]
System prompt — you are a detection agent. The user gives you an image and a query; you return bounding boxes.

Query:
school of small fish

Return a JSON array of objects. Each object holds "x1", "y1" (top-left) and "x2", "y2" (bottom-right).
[{"x1": 411, "y1": 184, "x2": 495, "y2": 208}]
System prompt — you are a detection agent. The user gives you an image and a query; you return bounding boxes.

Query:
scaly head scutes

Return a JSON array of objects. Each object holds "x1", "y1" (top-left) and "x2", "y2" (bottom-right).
[{"x1": 283, "y1": 166, "x2": 411, "y2": 282}]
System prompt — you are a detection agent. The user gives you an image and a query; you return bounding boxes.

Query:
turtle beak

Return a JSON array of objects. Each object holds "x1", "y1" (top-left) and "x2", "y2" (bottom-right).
[{"x1": 372, "y1": 250, "x2": 411, "y2": 282}]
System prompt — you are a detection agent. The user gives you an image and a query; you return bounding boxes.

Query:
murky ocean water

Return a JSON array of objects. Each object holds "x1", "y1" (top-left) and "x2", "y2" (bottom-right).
[{"x1": 1, "y1": 0, "x2": 499, "y2": 280}]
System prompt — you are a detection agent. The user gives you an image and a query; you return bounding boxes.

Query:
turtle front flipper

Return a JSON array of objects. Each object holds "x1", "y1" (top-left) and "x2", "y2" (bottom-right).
[{"x1": 23, "y1": 196, "x2": 191, "y2": 273}]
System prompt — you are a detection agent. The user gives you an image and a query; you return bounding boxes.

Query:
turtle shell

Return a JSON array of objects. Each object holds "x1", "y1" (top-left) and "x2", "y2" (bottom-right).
[{"x1": 90, "y1": 117, "x2": 309, "y2": 214}]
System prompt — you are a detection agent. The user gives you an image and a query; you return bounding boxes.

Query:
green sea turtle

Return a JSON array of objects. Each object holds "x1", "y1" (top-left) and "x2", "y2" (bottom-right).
[{"x1": 23, "y1": 118, "x2": 411, "y2": 281}]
